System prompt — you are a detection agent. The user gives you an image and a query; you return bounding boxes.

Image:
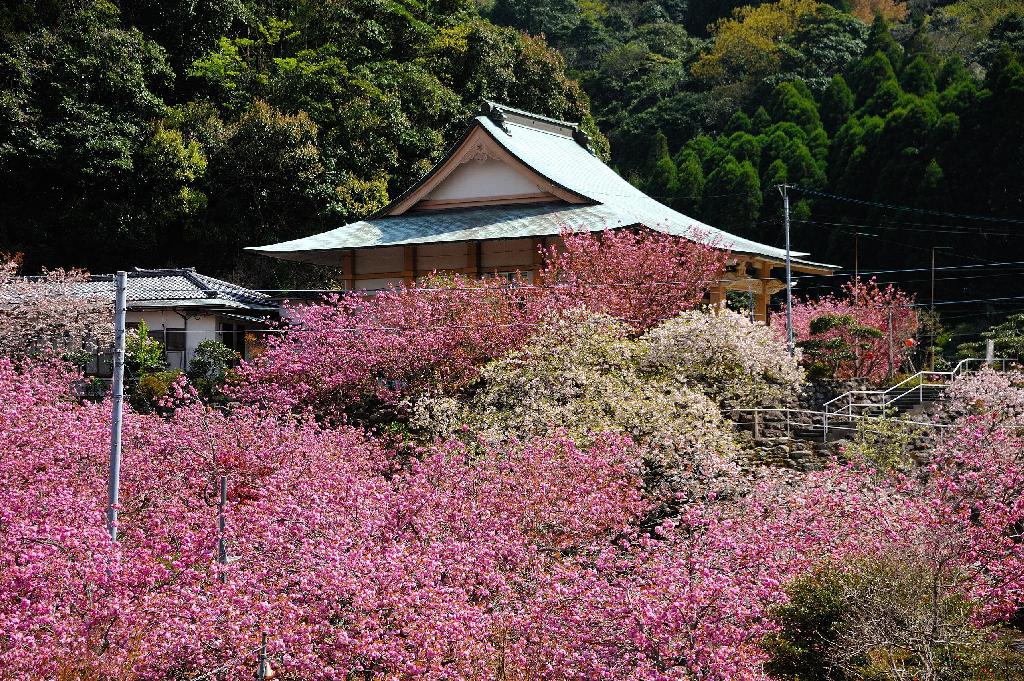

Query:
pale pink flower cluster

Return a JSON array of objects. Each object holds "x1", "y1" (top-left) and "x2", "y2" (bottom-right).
[
  {"x1": 940, "y1": 367, "x2": 1024, "y2": 428},
  {"x1": 0, "y1": 254, "x2": 112, "y2": 360},
  {"x1": 642, "y1": 308, "x2": 804, "y2": 407}
]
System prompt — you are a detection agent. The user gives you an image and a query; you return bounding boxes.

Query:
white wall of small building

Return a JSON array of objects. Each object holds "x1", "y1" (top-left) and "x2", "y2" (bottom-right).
[{"x1": 126, "y1": 309, "x2": 218, "y2": 370}]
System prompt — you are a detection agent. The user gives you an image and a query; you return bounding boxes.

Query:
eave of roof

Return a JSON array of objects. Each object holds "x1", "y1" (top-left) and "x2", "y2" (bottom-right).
[
  {"x1": 126, "y1": 299, "x2": 277, "y2": 312},
  {"x1": 76, "y1": 268, "x2": 276, "y2": 310}
]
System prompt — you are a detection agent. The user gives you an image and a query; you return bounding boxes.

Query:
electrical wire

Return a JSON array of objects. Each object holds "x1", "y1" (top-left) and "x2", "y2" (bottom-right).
[
  {"x1": 794, "y1": 259, "x2": 1024, "y2": 279},
  {"x1": 790, "y1": 186, "x2": 1024, "y2": 225}
]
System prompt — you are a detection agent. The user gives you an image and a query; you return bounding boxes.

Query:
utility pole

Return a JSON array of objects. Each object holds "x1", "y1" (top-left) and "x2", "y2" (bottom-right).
[
  {"x1": 777, "y1": 184, "x2": 794, "y2": 356},
  {"x1": 217, "y1": 475, "x2": 228, "y2": 583},
  {"x1": 930, "y1": 247, "x2": 951, "y2": 370},
  {"x1": 108, "y1": 271, "x2": 127, "y2": 541}
]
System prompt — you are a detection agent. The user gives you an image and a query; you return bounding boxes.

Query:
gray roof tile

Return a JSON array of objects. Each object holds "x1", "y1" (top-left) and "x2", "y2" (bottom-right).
[{"x1": 75, "y1": 269, "x2": 274, "y2": 310}]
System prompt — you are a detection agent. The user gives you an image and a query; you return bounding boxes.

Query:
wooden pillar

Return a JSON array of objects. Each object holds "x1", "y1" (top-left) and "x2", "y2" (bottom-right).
[
  {"x1": 465, "y1": 242, "x2": 480, "y2": 278},
  {"x1": 403, "y1": 246, "x2": 417, "y2": 284},
  {"x1": 709, "y1": 285, "x2": 726, "y2": 309},
  {"x1": 754, "y1": 261, "x2": 771, "y2": 323},
  {"x1": 341, "y1": 249, "x2": 354, "y2": 291}
]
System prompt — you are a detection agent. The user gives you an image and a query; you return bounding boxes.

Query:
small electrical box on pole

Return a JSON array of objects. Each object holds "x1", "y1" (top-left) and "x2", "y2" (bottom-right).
[{"x1": 108, "y1": 271, "x2": 127, "y2": 541}]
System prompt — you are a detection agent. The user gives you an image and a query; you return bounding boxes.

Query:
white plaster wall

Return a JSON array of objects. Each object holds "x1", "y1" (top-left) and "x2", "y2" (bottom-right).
[
  {"x1": 126, "y1": 310, "x2": 217, "y2": 370},
  {"x1": 426, "y1": 159, "x2": 542, "y2": 201}
]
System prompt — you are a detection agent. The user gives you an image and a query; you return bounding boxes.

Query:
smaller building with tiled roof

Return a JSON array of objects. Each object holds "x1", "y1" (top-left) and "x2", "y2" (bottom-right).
[{"x1": 77, "y1": 268, "x2": 276, "y2": 375}]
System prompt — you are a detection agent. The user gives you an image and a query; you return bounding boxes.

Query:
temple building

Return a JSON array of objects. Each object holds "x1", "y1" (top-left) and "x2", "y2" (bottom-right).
[{"x1": 248, "y1": 102, "x2": 834, "y2": 321}]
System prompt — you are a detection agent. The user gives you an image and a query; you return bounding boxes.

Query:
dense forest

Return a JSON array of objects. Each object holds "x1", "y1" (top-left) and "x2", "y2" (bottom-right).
[
  {"x1": 2, "y1": 0, "x2": 1024, "y2": 310},
  {"x1": 0, "y1": 0, "x2": 605, "y2": 280},
  {"x1": 487, "y1": 0, "x2": 1024, "y2": 302}
]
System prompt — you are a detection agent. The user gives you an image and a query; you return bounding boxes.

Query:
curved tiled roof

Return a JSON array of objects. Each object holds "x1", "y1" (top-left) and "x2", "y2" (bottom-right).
[
  {"x1": 249, "y1": 107, "x2": 831, "y2": 270},
  {"x1": 75, "y1": 268, "x2": 275, "y2": 310}
]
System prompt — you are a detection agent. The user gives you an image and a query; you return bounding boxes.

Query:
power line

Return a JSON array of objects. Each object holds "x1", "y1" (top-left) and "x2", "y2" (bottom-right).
[
  {"x1": 933, "y1": 294, "x2": 1024, "y2": 307},
  {"x1": 786, "y1": 219, "x2": 1006, "y2": 266},
  {"x1": 791, "y1": 186, "x2": 1024, "y2": 225},
  {"x1": 795, "y1": 259, "x2": 1024, "y2": 279}
]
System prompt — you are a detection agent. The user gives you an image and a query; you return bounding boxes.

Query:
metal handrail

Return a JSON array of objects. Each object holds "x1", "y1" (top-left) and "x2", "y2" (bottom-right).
[
  {"x1": 734, "y1": 407, "x2": 951, "y2": 430},
  {"x1": 822, "y1": 358, "x2": 1008, "y2": 438}
]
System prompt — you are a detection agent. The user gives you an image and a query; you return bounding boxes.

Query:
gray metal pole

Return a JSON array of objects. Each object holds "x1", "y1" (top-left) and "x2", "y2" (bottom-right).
[
  {"x1": 779, "y1": 184, "x2": 794, "y2": 356},
  {"x1": 108, "y1": 271, "x2": 127, "y2": 541},
  {"x1": 218, "y1": 475, "x2": 227, "y2": 583},
  {"x1": 257, "y1": 632, "x2": 268, "y2": 681}
]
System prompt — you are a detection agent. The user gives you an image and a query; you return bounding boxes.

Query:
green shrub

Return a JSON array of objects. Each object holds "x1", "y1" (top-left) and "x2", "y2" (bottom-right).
[
  {"x1": 186, "y1": 339, "x2": 239, "y2": 402},
  {"x1": 764, "y1": 557, "x2": 1024, "y2": 681},
  {"x1": 133, "y1": 370, "x2": 181, "y2": 414},
  {"x1": 125, "y1": 320, "x2": 166, "y2": 378}
]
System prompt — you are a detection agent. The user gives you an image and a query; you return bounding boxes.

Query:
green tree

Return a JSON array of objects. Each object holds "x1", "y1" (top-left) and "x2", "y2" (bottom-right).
[
  {"x1": 489, "y1": 0, "x2": 582, "y2": 41},
  {"x1": 958, "y1": 313, "x2": 1024, "y2": 362},
  {"x1": 751, "y1": 105, "x2": 772, "y2": 129},
  {"x1": 643, "y1": 132, "x2": 679, "y2": 199},
  {"x1": 125, "y1": 320, "x2": 167, "y2": 382},
  {"x1": 768, "y1": 81, "x2": 823, "y2": 134},
  {"x1": 864, "y1": 14, "x2": 903, "y2": 70},
  {"x1": 849, "y1": 52, "x2": 897, "y2": 106},
  {"x1": 202, "y1": 100, "x2": 340, "y2": 259},
  {"x1": 703, "y1": 156, "x2": 762, "y2": 236},
  {"x1": 0, "y1": 0, "x2": 174, "y2": 272},
  {"x1": 819, "y1": 74, "x2": 854, "y2": 134},
  {"x1": 727, "y1": 110, "x2": 752, "y2": 132},
  {"x1": 674, "y1": 149, "x2": 706, "y2": 213},
  {"x1": 899, "y1": 54, "x2": 937, "y2": 96},
  {"x1": 187, "y1": 339, "x2": 240, "y2": 402}
]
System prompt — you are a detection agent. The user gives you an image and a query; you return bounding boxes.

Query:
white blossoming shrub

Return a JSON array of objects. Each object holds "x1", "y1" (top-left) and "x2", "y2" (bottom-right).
[
  {"x1": 939, "y1": 368, "x2": 1024, "y2": 427},
  {"x1": 411, "y1": 309, "x2": 743, "y2": 499},
  {"x1": 640, "y1": 308, "x2": 804, "y2": 408}
]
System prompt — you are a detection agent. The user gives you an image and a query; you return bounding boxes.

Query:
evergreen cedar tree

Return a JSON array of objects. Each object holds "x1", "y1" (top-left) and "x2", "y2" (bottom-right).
[{"x1": 488, "y1": 3, "x2": 1024, "y2": 296}]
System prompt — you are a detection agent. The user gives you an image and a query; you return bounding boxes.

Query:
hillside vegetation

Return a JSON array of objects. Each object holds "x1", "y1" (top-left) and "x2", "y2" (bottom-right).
[
  {"x1": 0, "y1": 0, "x2": 603, "y2": 279},
  {"x1": 487, "y1": 0, "x2": 1024, "y2": 287},
  {"x1": 2, "y1": 1, "x2": 1022, "y2": 292}
]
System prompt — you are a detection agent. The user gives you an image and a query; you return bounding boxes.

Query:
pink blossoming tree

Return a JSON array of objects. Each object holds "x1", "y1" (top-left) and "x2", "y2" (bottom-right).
[
  {"x1": 4, "y1": 355, "x2": 1024, "y2": 679},
  {"x1": 0, "y1": 253, "x2": 112, "y2": 361},
  {"x1": 537, "y1": 228, "x2": 729, "y2": 331},
  {"x1": 774, "y1": 277, "x2": 918, "y2": 383}
]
